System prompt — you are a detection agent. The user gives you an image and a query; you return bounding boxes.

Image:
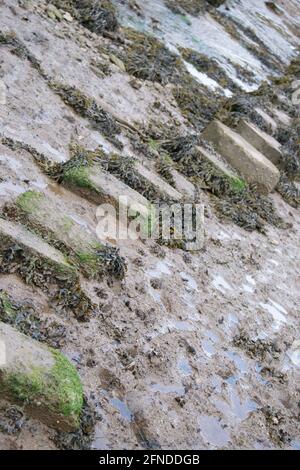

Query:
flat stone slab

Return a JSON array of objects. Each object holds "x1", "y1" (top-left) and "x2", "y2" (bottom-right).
[
  {"x1": 0, "y1": 321, "x2": 83, "y2": 431},
  {"x1": 0, "y1": 217, "x2": 74, "y2": 279},
  {"x1": 236, "y1": 119, "x2": 283, "y2": 168},
  {"x1": 196, "y1": 144, "x2": 239, "y2": 181},
  {"x1": 15, "y1": 191, "x2": 125, "y2": 279},
  {"x1": 135, "y1": 162, "x2": 182, "y2": 201},
  {"x1": 202, "y1": 120, "x2": 280, "y2": 193},
  {"x1": 169, "y1": 169, "x2": 195, "y2": 200},
  {"x1": 0, "y1": 217, "x2": 92, "y2": 320},
  {"x1": 255, "y1": 108, "x2": 278, "y2": 132},
  {"x1": 271, "y1": 107, "x2": 292, "y2": 127},
  {"x1": 62, "y1": 163, "x2": 152, "y2": 222}
]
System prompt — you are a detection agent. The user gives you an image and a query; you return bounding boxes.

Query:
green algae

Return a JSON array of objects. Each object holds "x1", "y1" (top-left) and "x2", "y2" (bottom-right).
[{"x1": 1, "y1": 348, "x2": 83, "y2": 427}]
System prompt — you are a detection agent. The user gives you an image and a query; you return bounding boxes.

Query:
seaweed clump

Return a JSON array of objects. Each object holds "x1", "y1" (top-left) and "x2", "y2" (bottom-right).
[
  {"x1": 0, "y1": 290, "x2": 66, "y2": 349},
  {"x1": 120, "y1": 28, "x2": 184, "y2": 85},
  {"x1": 51, "y1": 0, "x2": 119, "y2": 34},
  {"x1": 48, "y1": 81, "x2": 122, "y2": 147},
  {"x1": 0, "y1": 405, "x2": 25, "y2": 435},
  {"x1": 53, "y1": 398, "x2": 96, "y2": 450},
  {"x1": 165, "y1": 0, "x2": 225, "y2": 16},
  {"x1": 158, "y1": 133, "x2": 284, "y2": 232},
  {"x1": 210, "y1": 10, "x2": 283, "y2": 73},
  {"x1": 0, "y1": 32, "x2": 47, "y2": 79},
  {"x1": 0, "y1": 226, "x2": 93, "y2": 322},
  {"x1": 233, "y1": 332, "x2": 281, "y2": 362},
  {"x1": 116, "y1": 29, "x2": 224, "y2": 129},
  {"x1": 180, "y1": 47, "x2": 238, "y2": 90}
]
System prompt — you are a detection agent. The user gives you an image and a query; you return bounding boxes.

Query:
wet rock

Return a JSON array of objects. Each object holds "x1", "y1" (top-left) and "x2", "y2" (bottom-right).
[
  {"x1": 236, "y1": 119, "x2": 283, "y2": 168},
  {"x1": 0, "y1": 217, "x2": 92, "y2": 321},
  {"x1": 13, "y1": 190, "x2": 126, "y2": 280},
  {"x1": 0, "y1": 322, "x2": 83, "y2": 431},
  {"x1": 202, "y1": 120, "x2": 280, "y2": 193}
]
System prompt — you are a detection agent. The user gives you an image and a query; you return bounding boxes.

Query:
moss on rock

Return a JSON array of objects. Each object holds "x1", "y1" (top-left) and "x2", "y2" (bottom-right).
[{"x1": 0, "y1": 322, "x2": 83, "y2": 431}]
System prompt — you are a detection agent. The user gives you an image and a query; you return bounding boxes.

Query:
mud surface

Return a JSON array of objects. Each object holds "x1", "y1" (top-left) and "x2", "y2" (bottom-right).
[{"x1": 0, "y1": 0, "x2": 299, "y2": 450}]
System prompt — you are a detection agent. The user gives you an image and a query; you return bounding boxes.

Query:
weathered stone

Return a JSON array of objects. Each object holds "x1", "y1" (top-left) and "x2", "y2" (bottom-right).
[
  {"x1": 255, "y1": 107, "x2": 278, "y2": 132},
  {"x1": 0, "y1": 217, "x2": 92, "y2": 320},
  {"x1": 202, "y1": 120, "x2": 280, "y2": 193},
  {"x1": 62, "y1": 164, "x2": 152, "y2": 223},
  {"x1": 169, "y1": 169, "x2": 195, "y2": 200},
  {"x1": 0, "y1": 217, "x2": 75, "y2": 280},
  {"x1": 0, "y1": 322, "x2": 83, "y2": 431},
  {"x1": 135, "y1": 162, "x2": 182, "y2": 201},
  {"x1": 15, "y1": 191, "x2": 125, "y2": 279},
  {"x1": 271, "y1": 107, "x2": 292, "y2": 127},
  {"x1": 196, "y1": 144, "x2": 239, "y2": 181},
  {"x1": 236, "y1": 119, "x2": 283, "y2": 168}
]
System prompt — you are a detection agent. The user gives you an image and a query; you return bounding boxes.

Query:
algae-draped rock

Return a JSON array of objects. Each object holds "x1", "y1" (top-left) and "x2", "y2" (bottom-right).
[
  {"x1": 0, "y1": 322, "x2": 83, "y2": 431},
  {"x1": 15, "y1": 190, "x2": 126, "y2": 280}
]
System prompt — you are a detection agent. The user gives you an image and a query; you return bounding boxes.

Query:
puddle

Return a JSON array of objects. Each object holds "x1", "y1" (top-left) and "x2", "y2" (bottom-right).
[
  {"x1": 0, "y1": 180, "x2": 24, "y2": 196},
  {"x1": 113, "y1": 0, "x2": 269, "y2": 88},
  {"x1": 183, "y1": 60, "x2": 232, "y2": 97},
  {"x1": 225, "y1": 351, "x2": 248, "y2": 376},
  {"x1": 168, "y1": 320, "x2": 195, "y2": 332},
  {"x1": 180, "y1": 271, "x2": 198, "y2": 290},
  {"x1": 246, "y1": 275, "x2": 256, "y2": 286},
  {"x1": 225, "y1": 313, "x2": 239, "y2": 332},
  {"x1": 149, "y1": 287, "x2": 162, "y2": 304},
  {"x1": 177, "y1": 357, "x2": 192, "y2": 376},
  {"x1": 146, "y1": 260, "x2": 172, "y2": 278},
  {"x1": 212, "y1": 275, "x2": 233, "y2": 294},
  {"x1": 286, "y1": 340, "x2": 300, "y2": 367},
  {"x1": 214, "y1": 385, "x2": 258, "y2": 422},
  {"x1": 242, "y1": 283, "x2": 255, "y2": 294},
  {"x1": 202, "y1": 331, "x2": 219, "y2": 358},
  {"x1": 110, "y1": 398, "x2": 133, "y2": 422},
  {"x1": 290, "y1": 440, "x2": 300, "y2": 450},
  {"x1": 182, "y1": 292, "x2": 199, "y2": 320},
  {"x1": 198, "y1": 415, "x2": 230, "y2": 448},
  {"x1": 260, "y1": 300, "x2": 288, "y2": 330},
  {"x1": 150, "y1": 383, "x2": 185, "y2": 396},
  {"x1": 91, "y1": 423, "x2": 110, "y2": 450},
  {"x1": 221, "y1": 0, "x2": 298, "y2": 65}
]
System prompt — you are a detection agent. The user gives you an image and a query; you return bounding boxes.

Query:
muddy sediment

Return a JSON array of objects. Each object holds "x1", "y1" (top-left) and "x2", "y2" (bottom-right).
[{"x1": 0, "y1": 0, "x2": 299, "y2": 451}]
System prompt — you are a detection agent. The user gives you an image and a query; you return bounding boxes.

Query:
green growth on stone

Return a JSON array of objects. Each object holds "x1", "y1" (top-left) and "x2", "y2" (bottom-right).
[
  {"x1": 228, "y1": 177, "x2": 246, "y2": 193},
  {"x1": 1, "y1": 347, "x2": 83, "y2": 428},
  {"x1": 16, "y1": 190, "x2": 44, "y2": 214}
]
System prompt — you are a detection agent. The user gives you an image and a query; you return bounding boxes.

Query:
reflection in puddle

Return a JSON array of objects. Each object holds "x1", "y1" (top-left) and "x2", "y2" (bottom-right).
[
  {"x1": 177, "y1": 357, "x2": 192, "y2": 376},
  {"x1": 110, "y1": 398, "x2": 133, "y2": 422},
  {"x1": 146, "y1": 260, "x2": 172, "y2": 278},
  {"x1": 225, "y1": 351, "x2": 248, "y2": 375},
  {"x1": 212, "y1": 275, "x2": 233, "y2": 294},
  {"x1": 180, "y1": 272, "x2": 198, "y2": 290},
  {"x1": 202, "y1": 330, "x2": 219, "y2": 358},
  {"x1": 168, "y1": 320, "x2": 195, "y2": 332},
  {"x1": 214, "y1": 385, "x2": 258, "y2": 422},
  {"x1": 286, "y1": 340, "x2": 300, "y2": 367},
  {"x1": 260, "y1": 300, "x2": 288, "y2": 330},
  {"x1": 291, "y1": 440, "x2": 300, "y2": 450},
  {"x1": 150, "y1": 383, "x2": 185, "y2": 396},
  {"x1": 198, "y1": 415, "x2": 230, "y2": 448},
  {"x1": 91, "y1": 423, "x2": 110, "y2": 450}
]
